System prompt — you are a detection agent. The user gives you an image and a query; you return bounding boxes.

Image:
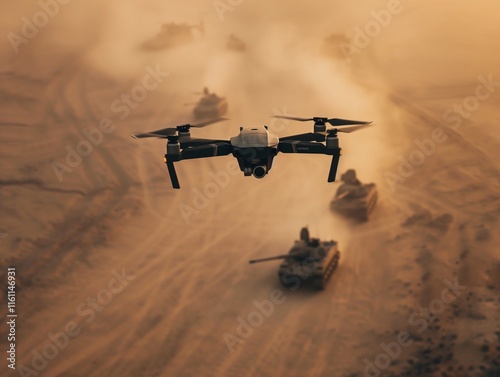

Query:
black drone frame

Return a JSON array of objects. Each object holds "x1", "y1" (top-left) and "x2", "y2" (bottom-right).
[{"x1": 132, "y1": 116, "x2": 372, "y2": 189}]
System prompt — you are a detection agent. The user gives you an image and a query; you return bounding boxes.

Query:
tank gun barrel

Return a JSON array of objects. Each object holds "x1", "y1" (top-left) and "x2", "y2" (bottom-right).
[
  {"x1": 335, "y1": 190, "x2": 351, "y2": 200},
  {"x1": 249, "y1": 255, "x2": 290, "y2": 264}
]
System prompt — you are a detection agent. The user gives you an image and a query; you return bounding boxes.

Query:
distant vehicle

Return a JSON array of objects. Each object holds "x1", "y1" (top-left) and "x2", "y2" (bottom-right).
[
  {"x1": 226, "y1": 34, "x2": 246, "y2": 52},
  {"x1": 141, "y1": 21, "x2": 203, "y2": 50},
  {"x1": 131, "y1": 115, "x2": 373, "y2": 189},
  {"x1": 249, "y1": 227, "x2": 340, "y2": 289},
  {"x1": 193, "y1": 87, "x2": 228, "y2": 119},
  {"x1": 330, "y1": 169, "x2": 378, "y2": 221}
]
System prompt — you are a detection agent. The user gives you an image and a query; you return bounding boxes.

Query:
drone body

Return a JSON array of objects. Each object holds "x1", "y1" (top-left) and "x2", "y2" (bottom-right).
[
  {"x1": 132, "y1": 116, "x2": 371, "y2": 189},
  {"x1": 230, "y1": 127, "x2": 279, "y2": 179}
]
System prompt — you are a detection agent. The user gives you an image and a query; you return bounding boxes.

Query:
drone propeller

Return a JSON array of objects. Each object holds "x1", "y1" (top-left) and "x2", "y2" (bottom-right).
[
  {"x1": 131, "y1": 118, "x2": 228, "y2": 139},
  {"x1": 131, "y1": 130, "x2": 176, "y2": 139},
  {"x1": 188, "y1": 118, "x2": 229, "y2": 128},
  {"x1": 273, "y1": 115, "x2": 371, "y2": 127},
  {"x1": 330, "y1": 123, "x2": 374, "y2": 133}
]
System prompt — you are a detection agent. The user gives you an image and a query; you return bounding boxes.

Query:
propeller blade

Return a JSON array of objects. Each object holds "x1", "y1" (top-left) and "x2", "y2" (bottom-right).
[
  {"x1": 180, "y1": 137, "x2": 231, "y2": 148},
  {"x1": 131, "y1": 129, "x2": 175, "y2": 139},
  {"x1": 335, "y1": 123, "x2": 374, "y2": 133},
  {"x1": 272, "y1": 115, "x2": 314, "y2": 122},
  {"x1": 328, "y1": 118, "x2": 372, "y2": 126},
  {"x1": 131, "y1": 118, "x2": 228, "y2": 139},
  {"x1": 273, "y1": 115, "x2": 371, "y2": 126},
  {"x1": 190, "y1": 117, "x2": 229, "y2": 128},
  {"x1": 280, "y1": 132, "x2": 326, "y2": 142}
]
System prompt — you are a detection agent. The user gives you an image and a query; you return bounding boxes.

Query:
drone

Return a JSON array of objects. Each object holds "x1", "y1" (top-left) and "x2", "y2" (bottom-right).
[{"x1": 131, "y1": 115, "x2": 372, "y2": 189}]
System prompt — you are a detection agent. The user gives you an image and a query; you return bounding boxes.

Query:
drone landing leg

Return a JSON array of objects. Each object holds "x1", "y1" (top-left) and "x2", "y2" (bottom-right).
[
  {"x1": 165, "y1": 159, "x2": 180, "y2": 189},
  {"x1": 327, "y1": 150, "x2": 341, "y2": 182}
]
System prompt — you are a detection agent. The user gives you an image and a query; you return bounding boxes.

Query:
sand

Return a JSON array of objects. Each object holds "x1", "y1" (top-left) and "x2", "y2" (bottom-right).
[{"x1": 1, "y1": 1, "x2": 499, "y2": 376}]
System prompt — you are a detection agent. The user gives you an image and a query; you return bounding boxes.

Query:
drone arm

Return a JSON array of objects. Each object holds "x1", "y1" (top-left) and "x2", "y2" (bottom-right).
[
  {"x1": 279, "y1": 132, "x2": 326, "y2": 142},
  {"x1": 179, "y1": 142, "x2": 233, "y2": 160},
  {"x1": 278, "y1": 140, "x2": 332, "y2": 154}
]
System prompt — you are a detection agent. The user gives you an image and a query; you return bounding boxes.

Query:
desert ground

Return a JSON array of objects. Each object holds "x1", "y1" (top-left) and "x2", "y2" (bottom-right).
[{"x1": 1, "y1": 1, "x2": 499, "y2": 376}]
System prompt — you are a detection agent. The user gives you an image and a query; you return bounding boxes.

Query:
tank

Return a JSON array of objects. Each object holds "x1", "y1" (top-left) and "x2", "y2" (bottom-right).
[
  {"x1": 330, "y1": 169, "x2": 378, "y2": 221},
  {"x1": 249, "y1": 227, "x2": 340, "y2": 289},
  {"x1": 141, "y1": 22, "x2": 203, "y2": 51},
  {"x1": 193, "y1": 87, "x2": 228, "y2": 119}
]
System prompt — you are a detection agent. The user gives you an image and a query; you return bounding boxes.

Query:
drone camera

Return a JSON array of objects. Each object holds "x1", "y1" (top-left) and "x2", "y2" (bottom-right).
[{"x1": 252, "y1": 165, "x2": 267, "y2": 179}]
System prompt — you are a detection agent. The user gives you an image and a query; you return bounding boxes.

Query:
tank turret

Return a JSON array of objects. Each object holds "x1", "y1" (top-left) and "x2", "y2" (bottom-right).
[{"x1": 193, "y1": 87, "x2": 228, "y2": 119}]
